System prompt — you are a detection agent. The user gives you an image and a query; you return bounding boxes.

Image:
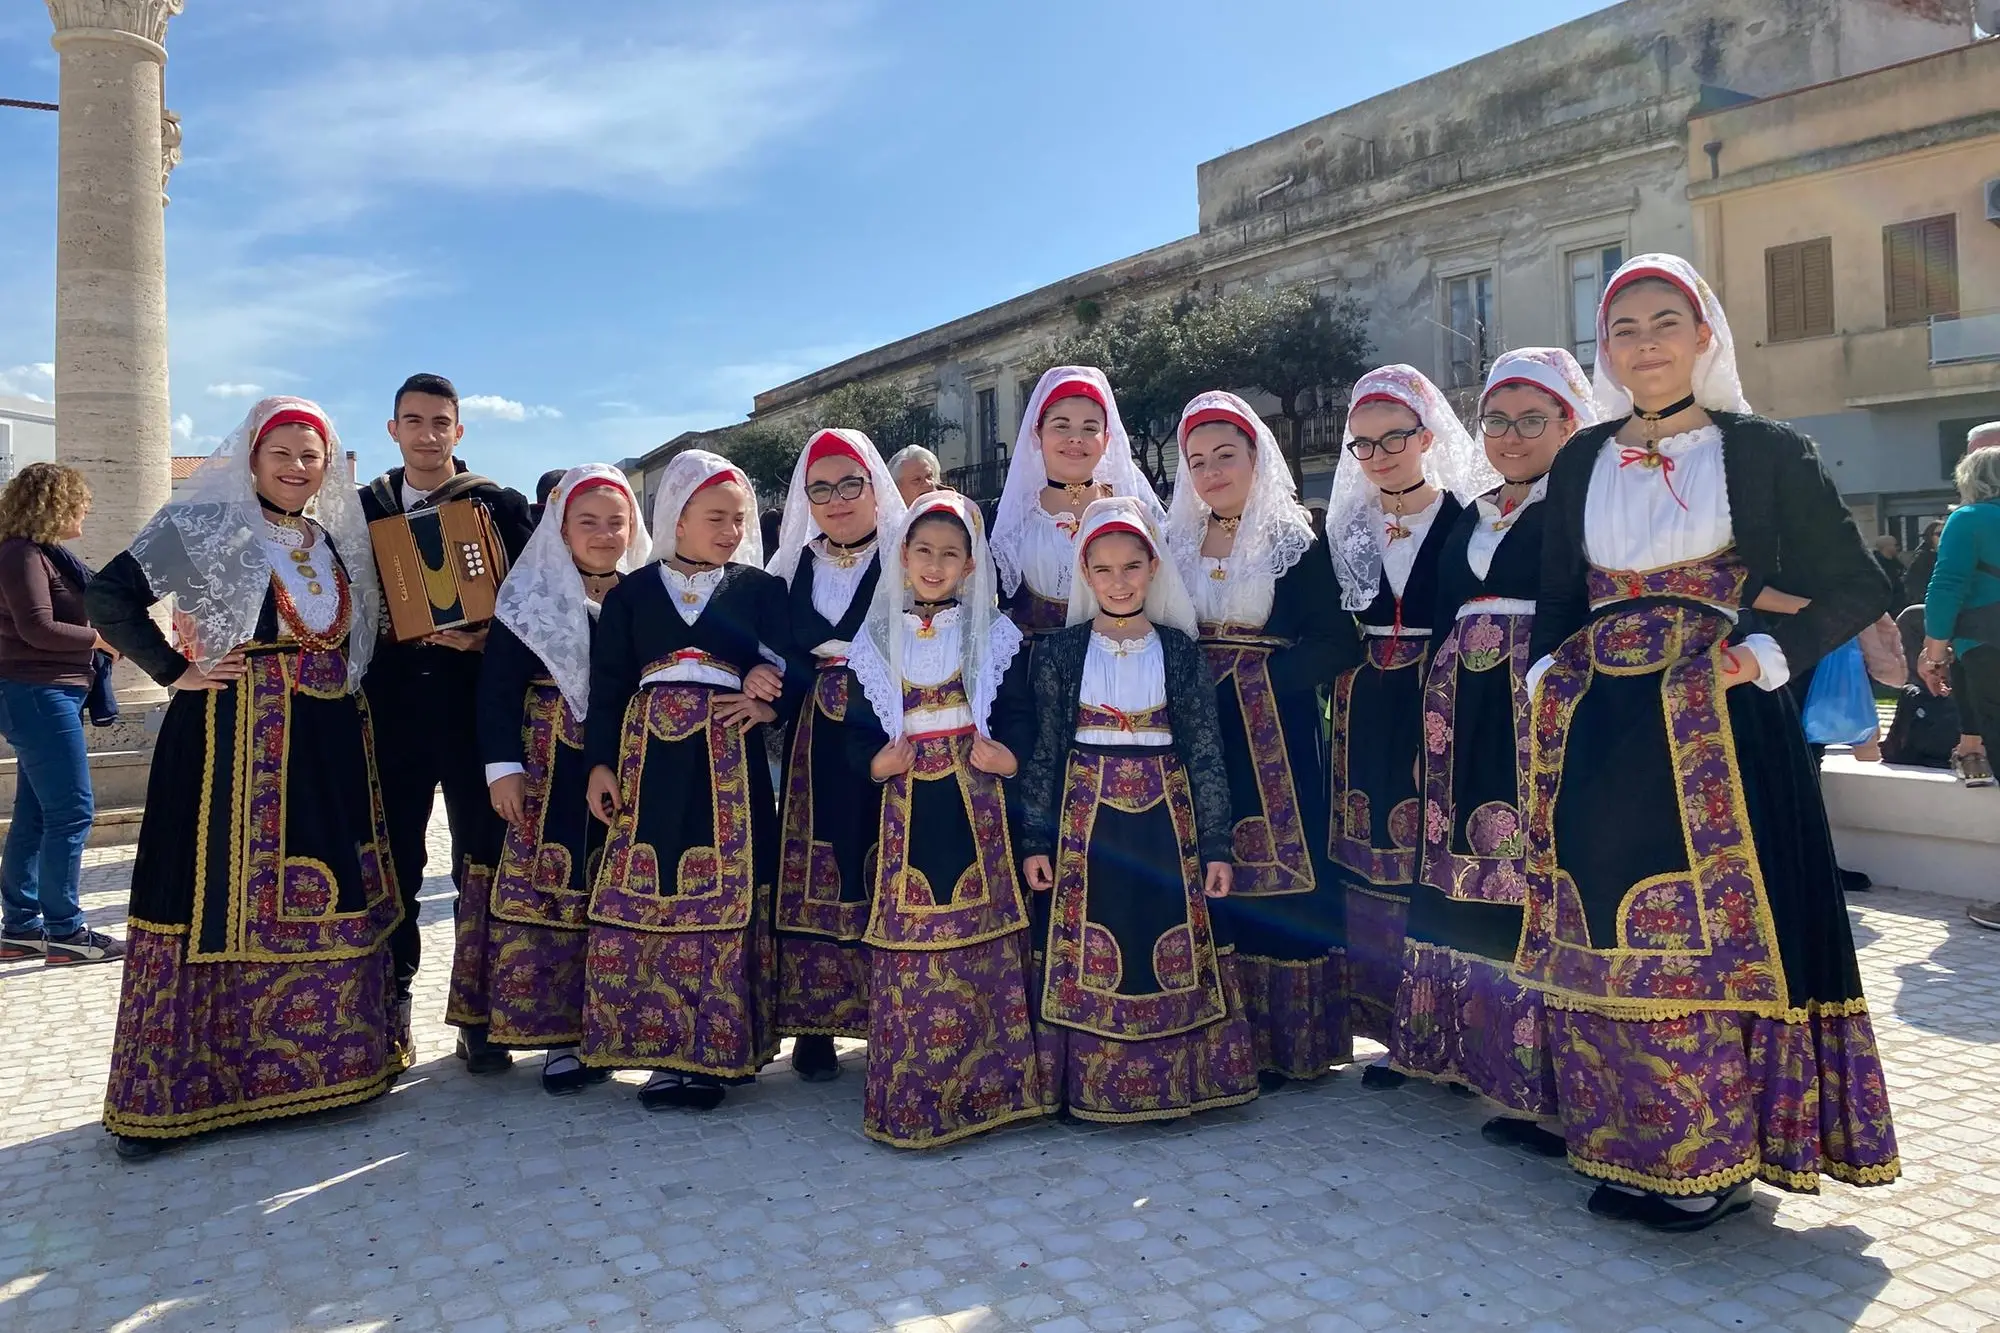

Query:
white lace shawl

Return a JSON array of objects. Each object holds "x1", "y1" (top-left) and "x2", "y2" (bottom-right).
[
  {"x1": 128, "y1": 395, "x2": 380, "y2": 688},
  {"x1": 1064, "y1": 497, "x2": 1199, "y2": 637},
  {"x1": 848, "y1": 491, "x2": 1021, "y2": 741},
  {"x1": 1591, "y1": 253, "x2": 1750, "y2": 418},
  {"x1": 991, "y1": 365, "x2": 1163, "y2": 597},
  {"x1": 494, "y1": 464, "x2": 653, "y2": 720},
  {"x1": 650, "y1": 449, "x2": 763, "y2": 567},
  {"x1": 1325, "y1": 365, "x2": 1501, "y2": 611},
  {"x1": 1165, "y1": 390, "x2": 1314, "y2": 625},
  {"x1": 1481, "y1": 347, "x2": 1601, "y2": 427},
  {"x1": 764, "y1": 428, "x2": 906, "y2": 586}
]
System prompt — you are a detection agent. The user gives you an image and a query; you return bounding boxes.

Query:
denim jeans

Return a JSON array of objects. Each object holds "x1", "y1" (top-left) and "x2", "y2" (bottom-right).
[{"x1": 0, "y1": 681, "x2": 93, "y2": 938}]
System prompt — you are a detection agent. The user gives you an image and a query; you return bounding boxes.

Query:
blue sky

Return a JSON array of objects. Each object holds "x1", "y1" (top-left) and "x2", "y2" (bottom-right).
[{"x1": 0, "y1": 0, "x2": 1607, "y2": 489}]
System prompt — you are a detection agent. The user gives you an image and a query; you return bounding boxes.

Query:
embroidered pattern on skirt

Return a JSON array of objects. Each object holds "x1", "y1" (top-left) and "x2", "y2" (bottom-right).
[
  {"x1": 1419, "y1": 610, "x2": 1534, "y2": 905},
  {"x1": 1390, "y1": 941, "x2": 1556, "y2": 1117},
  {"x1": 1226, "y1": 952, "x2": 1352, "y2": 1080},
  {"x1": 1200, "y1": 628, "x2": 1313, "y2": 898},
  {"x1": 1328, "y1": 635, "x2": 1427, "y2": 886}
]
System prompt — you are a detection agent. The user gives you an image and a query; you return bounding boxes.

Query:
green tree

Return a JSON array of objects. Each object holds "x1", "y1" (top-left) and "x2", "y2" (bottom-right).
[
  {"x1": 712, "y1": 423, "x2": 798, "y2": 505},
  {"x1": 1222, "y1": 284, "x2": 1373, "y2": 485},
  {"x1": 804, "y1": 382, "x2": 960, "y2": 458}
]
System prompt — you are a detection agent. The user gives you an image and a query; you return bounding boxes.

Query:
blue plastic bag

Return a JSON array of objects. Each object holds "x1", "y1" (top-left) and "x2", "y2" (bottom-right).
[{"x1": 1801, "y1": 636, "x2": 1877, "y2": 746}]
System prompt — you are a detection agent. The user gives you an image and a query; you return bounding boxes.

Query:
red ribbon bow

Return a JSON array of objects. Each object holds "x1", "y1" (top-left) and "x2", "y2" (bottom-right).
[{"x1": 1617, "y1": 444, "x2": 1689, "y2": 511}]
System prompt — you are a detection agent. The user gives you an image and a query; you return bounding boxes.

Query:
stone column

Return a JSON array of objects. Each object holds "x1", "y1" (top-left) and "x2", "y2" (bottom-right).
[
  {"x1": 46, "y1": 0, "x2": 180, "y2": 572},
  {"x1": 47, "y1": 1, "x2": 181, "y2": 716}
]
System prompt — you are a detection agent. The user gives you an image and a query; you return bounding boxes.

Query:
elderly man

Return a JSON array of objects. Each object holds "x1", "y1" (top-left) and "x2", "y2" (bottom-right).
[{"x1": 887, "y1": 445, "x2": 944, "y2": 505}]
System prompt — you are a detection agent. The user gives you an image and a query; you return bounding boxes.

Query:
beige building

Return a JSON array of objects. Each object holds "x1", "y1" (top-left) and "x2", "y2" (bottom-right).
[
  {"x1": 1688, "y1": 36, "x2": 2000, "y2": 543},
  {"x1": 749, "y1": 0, "x2": 1971, "y2": 500}
]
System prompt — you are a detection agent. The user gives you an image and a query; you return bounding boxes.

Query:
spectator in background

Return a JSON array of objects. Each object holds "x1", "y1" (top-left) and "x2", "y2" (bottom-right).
[
  {"x1": 1872, "y1": 533, "x2": 1907, "y2": 612},
  {"x1": 1305, "y1": 497, "x2": 1328, "y2": 545},
  {"x1": 1916, "y1": 442, "x2": 2000, "y2": 928},
  {"x1": 1905, "y1": 519, "x2": 1945, "y2": 604},
  {"x1": 0, "y1": 463, "x2": 119, "y2": 965},
  {"x1": 886, "y1": 445, "x2": 943, "y2": 505},
  {"x1": 531, "y1": 467, "x2": 567, "y2": 526}
]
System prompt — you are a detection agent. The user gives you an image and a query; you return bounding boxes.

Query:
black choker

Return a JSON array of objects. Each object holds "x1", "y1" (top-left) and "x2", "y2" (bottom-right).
[
  {"x1": 1633, "y1": 393, "x2": 1698, "y2": 422},
  {"x1": 1377, "y1": 479, "x2": 1428, "y2": 498},
  {"x1": 824, "y1": 533, "x2": 876, "y2": 551},
  {"x1": 912, "y1": 597, "x2": 958, "y2": 612},
  {"x1": 257, "y1": 495, "x2": 305, "y2": 518},
  {"x1": 670, "y1": 557, "x2": 718, "y2": 573}
]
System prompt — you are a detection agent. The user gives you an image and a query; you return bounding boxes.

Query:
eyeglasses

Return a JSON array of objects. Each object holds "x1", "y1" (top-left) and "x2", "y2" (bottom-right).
[
  {"x1": 806, "y1": 476, "x2": 870, "y2": 504},
  {"x1": 1347, "y1": 428, "x2": 1423, "y2": 460},
  {"x1": 1478, "y1": 413, "x2": 1555, "y2": 440}
]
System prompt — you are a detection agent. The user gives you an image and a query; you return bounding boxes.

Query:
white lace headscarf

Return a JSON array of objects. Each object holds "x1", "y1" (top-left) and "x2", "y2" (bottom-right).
[
  {"x1": 764, "y1": 428, "x2": 906, "y2": 586},
  {"x1": 1325, "y1": 365, "x2": 1501, "y2": 611},
  {"x1": 848, "y1": 491, "x2": 1022, "y2": 741},
  {"x1": 991, "y1": 365, "x2": 1164, "y2": 596},
  {"x1": 651, "y1": 450, "x2": 763, "y2": 567},
  {"x1": 1481, "y1": 347, "x2": 1600, "y2": 428},
  {"x1": 128, "y1": 395, "x2": 380, "y2": 688},
  {"x1": 1166, "y1": 391, "x2": 1315, "y2": 621},
  {"x1": 1591, "y1": 253, "x2": 1749, "y2": 417},
  {"x1": 1066, "y1": 497, "x2": 1198, "y2": 637},
  {"x1": 494, "y1": 464, "x2": 652, "y2": 720}
]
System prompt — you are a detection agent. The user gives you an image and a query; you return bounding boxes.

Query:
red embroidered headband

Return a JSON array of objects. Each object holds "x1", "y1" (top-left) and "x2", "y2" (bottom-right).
[
  {"x1": 1180, "y1": 406, "x2": 1257, "y2": 447},
  {"x1": 1039, "y1": 380, "x2": 1106, "y2": 423},
  {"x1": 805, "y1": 430, "x2": 865, "y2": 468},
  {"x1": 1480, "y1": 376, "x2": 1575, "y2": 419},
  {"x1": 254, "y1": 408, "x2": 328, "y2": 444}
]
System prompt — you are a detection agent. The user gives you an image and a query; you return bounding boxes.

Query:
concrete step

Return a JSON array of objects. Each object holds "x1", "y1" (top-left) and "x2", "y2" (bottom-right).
[
  {"x1": 0, "y1": 804, "x2": 144, "y2": 848},
  {"x1": 1821, "y1": 753, "x2": 2000, "y2": 902},
  {"x1": 0, "y1": 749, "x2": 153, "y2": 812}
]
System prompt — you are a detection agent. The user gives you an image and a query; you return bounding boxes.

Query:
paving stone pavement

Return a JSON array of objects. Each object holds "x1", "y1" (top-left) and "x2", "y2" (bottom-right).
[{"x1": 2, "y1": 808, "x2": 1997, "y2": 1333}]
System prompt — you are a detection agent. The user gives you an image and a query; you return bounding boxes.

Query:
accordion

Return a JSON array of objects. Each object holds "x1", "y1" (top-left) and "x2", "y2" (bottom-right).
[{"x1": 368, "y1": 499, "x2": 511, "y2": 642}]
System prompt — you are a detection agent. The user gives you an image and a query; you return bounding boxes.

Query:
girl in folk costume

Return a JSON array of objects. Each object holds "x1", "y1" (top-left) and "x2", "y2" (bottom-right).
[
  {"x1": 1019, "y1": 498, "x2": 1256, "y2": 1122},
  {"x1": 1389, "y1": 350, "x2": 1594, "y2": 1152},
  {"x1": 844, "y1": 492, "x2": 1047, "y2": 1147},
  {"x1": 992, "y1": 366, "x2": 1164, "y2": 639},
  {"x1": 1324, "y1": 366, "x2": 1499, "y2": 1065},
  {"x1": 89, "y1": 397, "x2": 398, "y2": 1159},
  {"x1": 451, "y1": 465, "x2": 651, "y2": 1097},
  {"x1": 1167, "y1": 392, "x2": 1362, "y2": 1087},
  {"x1": 1522, "y1": 254, "x2": 1898, "y2": 1228},
  {"x1": 767, "y1": 428, "x2": 906, "y2": 1081},
  {"x1": 580, "y1": 451, "x2": 794, "y2": 1112}
]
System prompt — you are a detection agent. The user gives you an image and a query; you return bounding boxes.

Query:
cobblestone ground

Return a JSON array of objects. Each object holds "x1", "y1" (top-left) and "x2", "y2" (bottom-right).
[{"x1": 2, "y1": 808, "x2": 1997, "y2": 1333}]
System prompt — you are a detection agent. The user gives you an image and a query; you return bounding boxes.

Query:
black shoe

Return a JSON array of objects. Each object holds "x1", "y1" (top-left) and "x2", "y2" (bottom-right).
[
  {"x1": 45, "y1": 927, "x2": 124, "y2": 966},
  {"x1": 0, "y1": 927, "x2": 47, "y2": 961},
  {"x1": 1257, "y1": 1070, "x2": 1291, "y2": 1094},
  {"x1": 1360, "y1": 1064, "x2": 1406, "y2": 1090},
  {"x1": 1587, "y1": 1183, "x2": 1644, "y2": 1219},
  {"x1": 455, "y1": 1027, "x2": 514, "y2": 1076},
  {"x1": 1837, "y1": 867, "x2": 1872, "y2": 894},
  {"x1": 637, "y1": 1073, "x2": 726, "y2": 1112},
  {"x1": 1629, "y1": 1182, "x2": 1756, "y2": 1232},
  {"x1": 115, "y1": 1135, "x2": 167, "y2": 1162},
  {"x1": 1481, "y1": 1116, "x2": 1568, "y2": 1158},
  {"x1": 1967, "y1": 901, "x2": 2000, "y2": 931},
  {"x1": 790, "y1": 1034, "x2": 841, "y2": 1083},
  {"x1": 541, "y1": 1052, "x2": 607, "y2": 1097}
]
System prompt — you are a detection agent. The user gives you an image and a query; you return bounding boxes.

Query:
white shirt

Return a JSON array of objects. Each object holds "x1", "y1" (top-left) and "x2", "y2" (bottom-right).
[
  {"x1": 401, "y1": 482, "x2": 434, "y2": 512},
  {"x1": 1190, "y1": 554, "x2": 1276, "y2": 629},
  {"x1": 808, "y1": 540, "x2": 875, "y2": 658},
  {"x1": 1075, "y1": 630, "x2": 1172, "y2": 747},
  {"x1": 1373, "y1": 494, "x2": 1446, "y2": 600},
  {"x1": 897, "y1": 605, "x2": 973, "y2": 734},
  {"x1": 1466, "y1": 476, "x2": 1548, "y2": 584},
  {"x1": 1021, "y1": 504, "x2": 1081, "y2": 601},
  {"x1": 263, "y1": 520, "x2": 343, "y2": 636},
  {"x1": 660, "y1": 563, "x2": 726, "y2": 627},
  {"x1": 1524, "y1": 426, "x2": 1787, "y2": 695}
]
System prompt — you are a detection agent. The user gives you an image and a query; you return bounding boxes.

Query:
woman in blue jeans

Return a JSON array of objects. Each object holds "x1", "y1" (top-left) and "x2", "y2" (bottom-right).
[{"x1": 0, "y1": 462, "x2": 120, "y2": 965}]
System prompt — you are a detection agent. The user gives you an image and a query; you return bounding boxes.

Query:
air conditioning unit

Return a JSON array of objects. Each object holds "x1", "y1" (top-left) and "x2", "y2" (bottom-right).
[{"x1": 1987, "y1": 177, "x2": 2000, "y2": 227}]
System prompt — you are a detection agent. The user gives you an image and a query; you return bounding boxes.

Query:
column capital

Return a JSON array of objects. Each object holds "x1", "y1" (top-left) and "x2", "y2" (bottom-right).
[{"x1": 46, "y1": 1, "x2": 182, "y2": 49}]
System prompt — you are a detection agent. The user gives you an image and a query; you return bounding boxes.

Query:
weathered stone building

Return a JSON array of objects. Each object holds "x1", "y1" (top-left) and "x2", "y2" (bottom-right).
[{"x1": 749, "y1": 0, "x2": 1972, "y2": 500}]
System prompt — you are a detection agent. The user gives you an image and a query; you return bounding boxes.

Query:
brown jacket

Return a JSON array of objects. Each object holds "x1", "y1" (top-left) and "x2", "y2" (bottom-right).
[{"x1": 0, "y1": 537, "x2": 96, "y2": 688}]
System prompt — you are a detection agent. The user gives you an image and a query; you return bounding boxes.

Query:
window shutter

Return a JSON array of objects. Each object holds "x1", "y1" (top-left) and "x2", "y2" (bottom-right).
[
  {"x1": 1885, "y1": 222, "x2": 1921, "y2": 326},
  {"x1": 1801, "y1": 237, "x2": 1833, "y2": 337},
  {"x1": 1920, "y1": 216, "x2": 1958, "y2": 319},
  {"x1": 1767, "y1": 244, "x2": 1803, "y2": 342}
]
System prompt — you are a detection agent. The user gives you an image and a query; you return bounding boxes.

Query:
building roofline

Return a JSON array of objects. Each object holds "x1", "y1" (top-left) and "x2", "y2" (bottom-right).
[{"x1": 1688, "y1": 37, "x2": 1991, "y2": 120}]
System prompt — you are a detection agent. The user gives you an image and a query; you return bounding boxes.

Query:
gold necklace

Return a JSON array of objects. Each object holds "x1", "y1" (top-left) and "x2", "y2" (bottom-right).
[{"x1": 1211, "y1": 513, "x2": 1241, "y2": 534}]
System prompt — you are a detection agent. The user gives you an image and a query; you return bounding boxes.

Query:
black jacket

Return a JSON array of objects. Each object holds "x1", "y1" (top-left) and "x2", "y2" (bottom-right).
[
  {"x1": 1433, "y1": 491, "x2": 1547, "y2": 627},
  {"x1": 1245, "y1": 533, "x2": 1362, "y2": 697},
  {"x1": 777, "y1": 549, "x2": 882, "y2": 725},
  {"x1": 1532, "y1": 413, "x2": 1892, "y2": 671},
  {"x1": 1017, "y1": 622, "x2": 1233, "y2": 866},
  {"x1": 583, "y1": 562, "x2": 797, "y2": 771}
]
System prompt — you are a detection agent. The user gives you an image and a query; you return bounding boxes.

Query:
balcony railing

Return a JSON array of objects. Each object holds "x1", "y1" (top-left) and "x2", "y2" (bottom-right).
[
  {"x1": 945, "y1": 455, "x2": 1009, "y2": 502},
  {"x1": 1930, "y1": 309, "x2": 2000, "y2": 367},
  {"x1": 1271, "y1": 406, "x2": 1348, "y2": 460}
]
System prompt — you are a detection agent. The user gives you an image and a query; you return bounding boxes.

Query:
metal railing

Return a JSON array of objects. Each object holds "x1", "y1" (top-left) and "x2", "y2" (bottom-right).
[
  {"x1": 1271, "y1": 406, "x2": 1347, "y2": 460},
  {"x1": 945, "y1": 456, "x2": 1009, "y2": 502},
  {"x1": 1930, "y1": 309, "x2": 2000, "y2": 366}
]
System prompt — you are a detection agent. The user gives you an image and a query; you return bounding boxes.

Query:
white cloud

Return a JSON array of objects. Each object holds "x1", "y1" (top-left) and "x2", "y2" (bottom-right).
[
  {"x1": 173, "y1": 413, "x2": 196, "y2": 441},
  {"x1": 461, "y1": 395, "x2": 563, "y2": 423},
  {"x1": 205, "y1": 382, "x2": 265, "y2": 399},
  {"x1": 0, "y1": 362, "x2": 54, "y2": 401},
  {"x1": 206, "y1": 8, "x2": 861, "y2": 216}
]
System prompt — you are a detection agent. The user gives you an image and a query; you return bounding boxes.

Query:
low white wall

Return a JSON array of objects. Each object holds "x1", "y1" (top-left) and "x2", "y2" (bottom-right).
[{"x1": 1819, "y1": 754, "x2": 1999, "y2": 902}]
